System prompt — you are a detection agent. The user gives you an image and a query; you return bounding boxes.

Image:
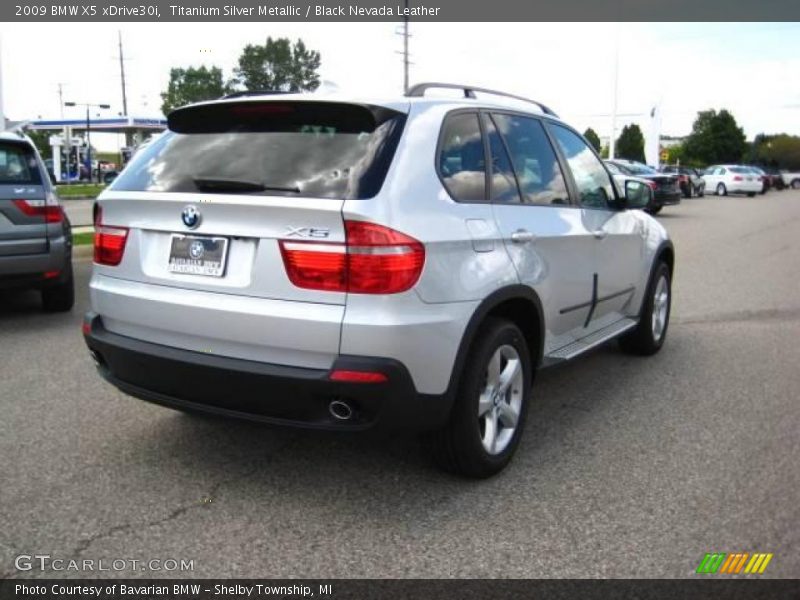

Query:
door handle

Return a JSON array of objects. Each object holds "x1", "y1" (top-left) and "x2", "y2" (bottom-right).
[
  {"x1": 510, "y1": 229, "x2": 536, "y2": 244},
  {"x1": 593, "y1": 229, "x2": 608, "y2": 240}
]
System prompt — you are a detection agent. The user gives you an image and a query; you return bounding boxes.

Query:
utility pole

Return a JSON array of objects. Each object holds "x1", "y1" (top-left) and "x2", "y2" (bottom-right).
[
  {"x1": 118, "y1": 31, "x2": 133, "y2": 147},
  {"x1": 394, "y1": 0, "x2": 411, "y2": 94},
  {"x1": 58, "y1": 83, "x2": 65, "y2": 118},
  {"x1": 402, "y1": 0, "x2": 410, "y2": 94},
  {"x1": 118, "y1": 31, "x2": 128, "y2": 117}
]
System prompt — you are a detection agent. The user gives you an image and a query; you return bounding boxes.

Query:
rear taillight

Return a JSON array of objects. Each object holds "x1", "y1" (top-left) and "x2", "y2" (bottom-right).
[
  {"x1": 279, "y1": 220, "x2": 425, "y2": 294},
  {"x1": 93, "y1": 206, "x2": 129, "y2": 266},
  {"x1": 733, "y1": 176, "x2": 743, "y2": 182},
  {"x1": 279, "y1": 241, "x2": 347, "y2": 292},
  {"x1": 679, "y1": 175, "x2": 688, "y2": 183},
  {"x1": 646, "y1": 181, "x2": 657, "y2": 190},
  {"x1": 12, "y1": 197, "x2": 63, "y2": 223}
]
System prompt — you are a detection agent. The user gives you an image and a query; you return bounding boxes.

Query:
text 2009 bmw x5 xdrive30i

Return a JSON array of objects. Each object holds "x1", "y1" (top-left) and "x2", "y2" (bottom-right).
[{"x1": 83, "y1": 84, "x2": 673, "y2": 478}]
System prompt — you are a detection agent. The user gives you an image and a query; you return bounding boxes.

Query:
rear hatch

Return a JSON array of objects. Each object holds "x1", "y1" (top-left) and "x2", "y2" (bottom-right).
[
  {"x1": 93, "y1": 100, "x2": 407, "y2": 367},
  {"x1": 0, "y1": 139, "x2": 48, "y2": 259}
]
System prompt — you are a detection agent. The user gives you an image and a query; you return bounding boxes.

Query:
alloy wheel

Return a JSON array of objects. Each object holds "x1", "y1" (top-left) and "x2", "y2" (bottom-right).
[
  {"x1": 478, "y1": 345, "x2": 524, "y2": 455},
  {"x1": 651, "y1": 275, "x2": 669, "y2": 342}
]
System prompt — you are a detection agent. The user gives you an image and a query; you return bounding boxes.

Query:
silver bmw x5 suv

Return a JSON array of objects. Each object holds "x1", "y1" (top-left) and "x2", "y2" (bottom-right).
[{"x1": 83, "y1": 84, "x2": 673, "y2": 478}]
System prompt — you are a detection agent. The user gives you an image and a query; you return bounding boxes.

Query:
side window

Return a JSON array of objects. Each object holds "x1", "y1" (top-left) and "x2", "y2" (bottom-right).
[
  {"x1": 492, "y1": 114, "x2": 569, "y2": 206},
  {"x1": 719, "y1": 168, "x2": 727, "y2": 175},
  {"x1": 438, "y1": 112, "x2": 486, "y2": 202},
  {"x1": 484, "y1": 115, "x2": 521, "y2": 203},
  {"x1": 549, "y1": 124, "x2": 615, "y2": 209}
]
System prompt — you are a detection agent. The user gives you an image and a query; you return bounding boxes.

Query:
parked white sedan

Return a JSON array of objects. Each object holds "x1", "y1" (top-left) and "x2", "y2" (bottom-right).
[{"x1": 703, "y1": 165, "x2": 762, "y2": 197}]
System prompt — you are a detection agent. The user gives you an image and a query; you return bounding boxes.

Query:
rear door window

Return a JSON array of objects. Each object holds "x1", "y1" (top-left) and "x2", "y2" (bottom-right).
[
  {"x1": 0, "y1": 142, "x2": 42, "y2": 185},
  {"x1": 491, "y1": 113, "x2": 569, "y2": 206},
  {"x1": 111, "y1": 101, "x2": 406, "y2": 200},
  {"x1": 484, "y1": 116, "x2": 521, "y2": 203}
]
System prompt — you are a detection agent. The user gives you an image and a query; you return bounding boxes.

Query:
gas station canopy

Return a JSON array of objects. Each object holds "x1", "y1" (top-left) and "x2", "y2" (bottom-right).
[{"x1": 28, "y1": 116, "x2": 167, "y2": 133}]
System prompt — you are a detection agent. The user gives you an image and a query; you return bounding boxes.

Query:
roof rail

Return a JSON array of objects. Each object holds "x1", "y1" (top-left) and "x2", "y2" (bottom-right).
[
  {"x1": 222, "y1": 90, "x2": 294, "y2": 99},
  {"x1": 406, "y1": 82, "x2": 558, "y2": 117}
]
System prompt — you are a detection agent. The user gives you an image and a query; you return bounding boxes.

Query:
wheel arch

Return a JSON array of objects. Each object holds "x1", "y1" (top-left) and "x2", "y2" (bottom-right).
[{"x1": 443, "y1": 285, "x2": 545, "y2": 402}]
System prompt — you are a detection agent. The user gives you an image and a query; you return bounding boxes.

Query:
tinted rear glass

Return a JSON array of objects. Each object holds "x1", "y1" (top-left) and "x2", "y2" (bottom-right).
[
  {"x1": 0, "y1": 142, "x2": 42, "y2": 185},
  {"x1": 111, "y1": 101, "x2": 406, "y2": 199},
  {"x1": 623, "y1": 163, "x2": 657, "y2": 175},
  {"x1": 730, "y1": 167, "x2": 751, "y2": 174}
]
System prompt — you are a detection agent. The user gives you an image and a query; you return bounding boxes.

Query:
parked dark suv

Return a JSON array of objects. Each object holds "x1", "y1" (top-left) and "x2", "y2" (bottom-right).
[
  {"x1": 660, "y1": 165, "x2": 706, "y2": 198},
  {"x1": 0, "y1": 131, "x2": 74, "y2": 311}
]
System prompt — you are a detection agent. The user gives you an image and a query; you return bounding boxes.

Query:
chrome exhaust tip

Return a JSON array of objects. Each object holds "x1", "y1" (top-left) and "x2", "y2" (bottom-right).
[{"x1": 329, "y1": 399, "x2": 354, "y2": 421}]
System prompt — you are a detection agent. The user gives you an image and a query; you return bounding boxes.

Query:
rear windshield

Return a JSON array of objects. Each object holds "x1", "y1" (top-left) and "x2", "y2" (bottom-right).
[
  {"x1": 623, "y1": 163, "x2": 657, "y2": 175},
  {"x1": 730, "y1": 167, "x2": 751, "y2": 174},
  {"x1": 111, "y1": 101, "x2": 406, "y2": 199},
  {"x1": 0, "y1": 142, "x2": 42, "y2": 185}
]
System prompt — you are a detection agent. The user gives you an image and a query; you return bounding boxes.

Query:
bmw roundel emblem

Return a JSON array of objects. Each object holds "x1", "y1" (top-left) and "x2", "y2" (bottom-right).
[
  {"x1": 189, "y1": 240, "x2": 205, "y2": 260},
  {"x1": 182, "y1": 205, "x2": 201, "y2": 229}
]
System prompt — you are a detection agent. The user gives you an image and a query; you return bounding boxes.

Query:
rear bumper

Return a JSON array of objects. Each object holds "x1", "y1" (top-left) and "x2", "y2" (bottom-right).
[
  {"x1": 83, "y1": 314, "x2": 451, "y2": 433},
  {"x1": 0, "y1": 235, "x2": 71, "y2": 290},
  {"x1": 728, "y1": 183, "x2": 762, "y2": 194},
  {"x1": 654, "y1": 190, "x2": 682, "y2": 206}
]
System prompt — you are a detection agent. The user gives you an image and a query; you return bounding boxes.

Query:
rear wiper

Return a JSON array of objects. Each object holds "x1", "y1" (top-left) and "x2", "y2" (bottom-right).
[{"x1": 192, "y1": 177, "x2": 300, "y2": 194}]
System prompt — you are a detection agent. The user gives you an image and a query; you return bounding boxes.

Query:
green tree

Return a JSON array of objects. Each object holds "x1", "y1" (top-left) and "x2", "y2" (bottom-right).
[
  {"x1": 682, "y1": 109, "x2": 747, "y2": 165},
  {"x1": 232, "y1": 37, "x2": 321, "y2": 92},
  {"x1": 583, "y1": 127, "x2": 602, "y2": 153},
  {"x1": 746, "y1": 133, "x2": 800, "y2": 170},
  {"x1": 26, "y1": 129, "x2": 52, "y2": 159},
  {"x1": 160, "y1": 66, "x2": 231, "y2": 115},
  {"x1": 615, "y1": 124, "x2": 646, "y2": 162}
]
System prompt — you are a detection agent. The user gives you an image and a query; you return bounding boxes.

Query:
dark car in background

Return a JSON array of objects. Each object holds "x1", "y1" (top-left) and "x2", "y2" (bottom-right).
[
  {"x1": 660, "y1": 165, "x2": 706, "y2": 198},
  {"x1": 762, "y1": 167, "x2": 785, "y2": 190},
  {"x1": 605, "y1": 159, "x2": 681, "y2": 214},
  {"x1": 0, "y1": 131, "x2": 74, "y2": 311}
]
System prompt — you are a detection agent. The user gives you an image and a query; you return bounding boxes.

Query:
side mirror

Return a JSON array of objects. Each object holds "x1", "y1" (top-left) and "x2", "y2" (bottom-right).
[{"x1": 624, "y1": 180, "x2": 652, "y2": 210}]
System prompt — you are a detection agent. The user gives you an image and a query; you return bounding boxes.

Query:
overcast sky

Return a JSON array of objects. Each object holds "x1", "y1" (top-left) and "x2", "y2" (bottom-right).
[{"x1": 2, "y1": 22, "x2": 799, "y2": 151}]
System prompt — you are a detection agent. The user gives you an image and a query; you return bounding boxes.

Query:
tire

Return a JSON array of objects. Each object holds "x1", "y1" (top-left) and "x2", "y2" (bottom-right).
[
  {"x1": 791, "y1": 179, "x2": 800, "y2": 190},
  {"x1": 646, "y1": 205, "x2": 662, "y2": 215},
  {"x1": 683, "y1": 185, "x2": 692, "y2": 199},
  {"x1": 426, "y1": 318, "x2": 532, "y2": 478},
  {"x1": 716, "y1": 183, "x2": 727, "y2": 196},
  {"x1": 41, "y1": 267, "x2": 75, "y2": 312},
  {"x1": 698, "y1": 185, "x2": 705, "y2": 197},
  {"x1": 747, "y1": 192, "x2": 756, "y2": 198},
  {"x1": 618, "y1": 261, "x2": 671, "y2": 356}
]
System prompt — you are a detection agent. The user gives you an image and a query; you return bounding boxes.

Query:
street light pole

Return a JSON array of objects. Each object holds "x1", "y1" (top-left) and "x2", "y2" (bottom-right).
[{"x1": 64, "y1": 101, "x2": 110, "y2": 184}]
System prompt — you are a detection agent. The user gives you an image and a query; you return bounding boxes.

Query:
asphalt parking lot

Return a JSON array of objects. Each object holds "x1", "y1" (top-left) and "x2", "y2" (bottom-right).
[{"x1": 1, "y1": 191, "x2": 799, "y2": 579}]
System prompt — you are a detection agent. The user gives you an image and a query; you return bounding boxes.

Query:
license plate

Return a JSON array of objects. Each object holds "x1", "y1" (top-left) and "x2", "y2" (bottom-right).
[{"x1": 168, "y1": 235, "x2": 229, "y2": 277}]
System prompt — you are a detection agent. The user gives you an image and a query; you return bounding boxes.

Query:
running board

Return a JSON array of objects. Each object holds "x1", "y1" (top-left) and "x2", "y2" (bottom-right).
[{"x1": 542, "y1": 318, "x2": 638, "y2": 366}]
